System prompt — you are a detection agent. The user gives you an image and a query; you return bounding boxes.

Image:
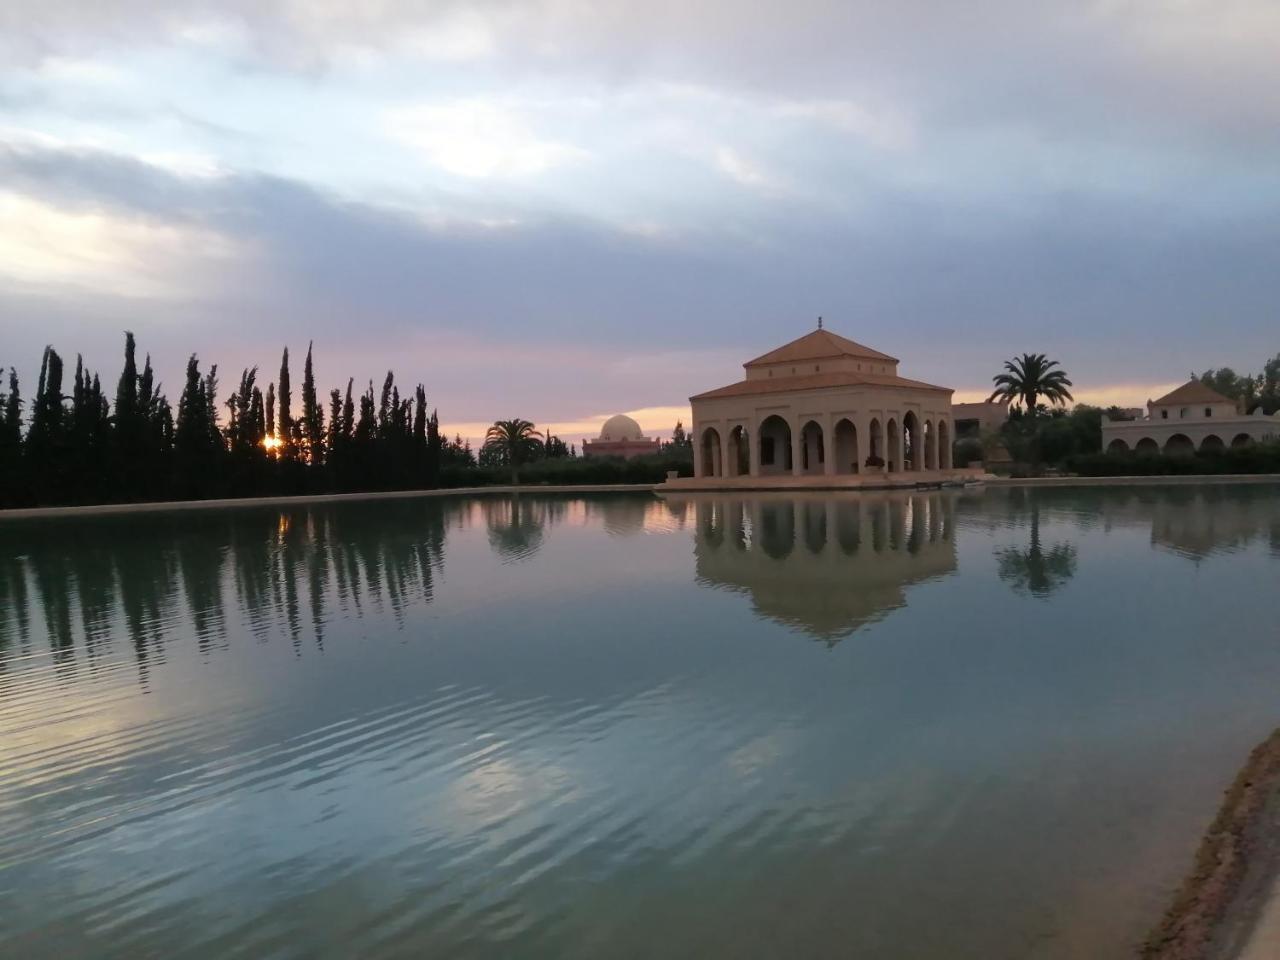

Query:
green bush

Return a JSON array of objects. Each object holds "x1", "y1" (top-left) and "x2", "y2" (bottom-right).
[
  {"x1": 1066, "y1": 442, "x2": 1280, "y2": 476},
  {"x1": 953, "y1": 438, "x2": 984, "y2": 467},
  {"x1": 439, "y1": 452, "x2": 694, "y2": 488}
]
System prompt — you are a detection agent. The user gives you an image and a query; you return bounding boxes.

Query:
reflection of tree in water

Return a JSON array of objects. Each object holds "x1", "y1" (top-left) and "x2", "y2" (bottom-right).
[
  {"x1": 0, "y1": 500, "x2": 450, "y2": 689},
  {"x1": 0, "y1": 552, "x2": 31, "y2": 663},
  {"x1": 995, "y1": 501, "x2": 1077, "y2": 598},
  {"x1": 485, "y1": 497, "x2": 545, "y2": 562}
]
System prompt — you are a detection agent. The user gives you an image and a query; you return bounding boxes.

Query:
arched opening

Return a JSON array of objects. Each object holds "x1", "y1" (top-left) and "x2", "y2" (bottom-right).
[
  {"x1": 800, "y1": 420, "x2": 824, "y2": 475},
  {"x1": 700, "y1": 427, "x2": 723, "y2": 477},
  {"x1": 886, "y1": 418, "x2": 900, "y2": 472},
  {"x1": 923, "y1": 419, "x2": 936, "y2": 470},
  {"x1": 757, "y1": 502, "x2": 795, "y2": 559},
  {"x1": 727, "y1": 425, "x2": 750, "y2": 476},
  {"x1": 1164, "y1": 434, "x2": 1194, "y2": 456},
  {"x1": 1135, "y1": 438, "x2": 1159, "y2": 454},
  {"x1": 902, "y1": 412, "x2": 920, "y2": 471},
  {"x1": 757, "y1": 416, "x2": 792, "y2": 476},
  {"x1": 833, "y1": 419, "x2": 858, "y2": 474},
  {"x1": 1231, "y1": 433, "x2": 1253, "y2": 449},
  {"x1": 938, "y1": 419, "x2": 951, "y2": 469},
  {"x1": 867, "y1": 418, "x2": 884, "y2": 470},
  {"x1": 1107, "y1": 439, "x2": 1130, "y2": 455},
  {"x1": 1200, "y1": 435, "x2": 1224, "y2": 453}
]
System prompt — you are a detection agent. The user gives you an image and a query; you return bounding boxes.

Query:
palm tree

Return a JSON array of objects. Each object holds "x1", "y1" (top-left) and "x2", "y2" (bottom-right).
[
  {"x1": 484, "y1": 418, "x2": 543, "y2": 484},
  {"x1": 988, "y1": 353, "x2": 1074, "y2": 414}
]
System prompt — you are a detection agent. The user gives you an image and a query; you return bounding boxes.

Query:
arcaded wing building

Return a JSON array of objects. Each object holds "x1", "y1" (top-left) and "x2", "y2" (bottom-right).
[
  {"x1": 1100, "y1": 380, "x2": 1280, "y2": 455},
  {"x1": 685, "y1": 326, "x2": 957, "y2": 483}
]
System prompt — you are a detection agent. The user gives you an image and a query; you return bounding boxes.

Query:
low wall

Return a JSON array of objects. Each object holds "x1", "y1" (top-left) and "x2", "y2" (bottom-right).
[
  {"x1": 659, "y1": 468, "x2": 987, "y2": 493},
  {"x1": 986, "y1": 474, "x2": 1280, "y2": 488},
  {"x1": 0, "y1": 484, "x2": 661, "y2": 522}
]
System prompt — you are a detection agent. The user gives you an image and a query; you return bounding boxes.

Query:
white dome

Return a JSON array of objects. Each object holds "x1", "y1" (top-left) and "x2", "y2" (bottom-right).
[{"x1": 599, "y1": 414, "x2": 645, "y2": 441}]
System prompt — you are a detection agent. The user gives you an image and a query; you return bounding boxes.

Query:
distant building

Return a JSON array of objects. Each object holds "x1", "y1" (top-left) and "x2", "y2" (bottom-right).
[
  {"x1": 582, "y1": 414, "x2": 661, "y2": 460},
  {"x1": 1100, "y1": 380, "x2": 1280, "y2": 454},
  {"x1": 951, "y1": 398, "x2": 1010, "y2": 438}
]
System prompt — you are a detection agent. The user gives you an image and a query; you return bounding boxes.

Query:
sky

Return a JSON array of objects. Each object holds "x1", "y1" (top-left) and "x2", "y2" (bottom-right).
[{"x1": 3, "y1": 1, "x2": 1279, "y2": 445}]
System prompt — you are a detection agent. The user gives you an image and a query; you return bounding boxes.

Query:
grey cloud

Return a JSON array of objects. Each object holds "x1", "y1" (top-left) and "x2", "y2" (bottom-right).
[
  {"x1": 5, "y1": 1, "x2": 1280, "y2": 154},
  {"x1": 3, "y1": 140, "x2": 1279, "y2": 425}
]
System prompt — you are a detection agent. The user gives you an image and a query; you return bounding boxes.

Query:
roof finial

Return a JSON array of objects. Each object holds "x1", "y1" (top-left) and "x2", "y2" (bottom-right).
[{"x1": 817, "y1": 316, "x2": 823, "y2": 330}]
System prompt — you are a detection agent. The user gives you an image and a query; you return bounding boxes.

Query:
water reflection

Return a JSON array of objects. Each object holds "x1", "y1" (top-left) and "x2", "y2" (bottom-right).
[
  {"x1": 4, "y1": 487, "x2": 1280, "y2": 960},
  {"x1": 993, "y1": 494, "x2": 1079, "y2": 598},
  {"x1": 965, "y1": 484, "x2": 1280, "y2": 563},
  {"x1": 676, "y1": 492, "x2": 958, "y2": 642},
  {"x1": 4, "y1": 486, "x2": 1279, "y2": 688}
]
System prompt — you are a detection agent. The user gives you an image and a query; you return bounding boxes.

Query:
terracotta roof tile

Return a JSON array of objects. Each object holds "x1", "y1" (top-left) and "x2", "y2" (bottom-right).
[
  {"x1": 1152, "y1": 380, "x2": 1234, "y2": 406},
  {"x1": 744, "y1": 329, "x2": 898, "y2": 366},
  {"x1": 690, "y1": 370, "x2": 951, "y2": 401}
]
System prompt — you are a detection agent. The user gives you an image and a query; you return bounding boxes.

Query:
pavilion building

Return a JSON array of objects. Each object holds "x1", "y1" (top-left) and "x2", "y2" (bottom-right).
[
  {"x1": 1100, "y1": 380, "x2": 1279, "y2": 455},
  {"x1": 679, "y1": 325, "x2": 964, "y2": 486}
]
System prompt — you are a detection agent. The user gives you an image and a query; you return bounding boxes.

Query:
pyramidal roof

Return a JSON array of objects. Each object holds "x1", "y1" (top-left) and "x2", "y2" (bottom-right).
[
  {"x1": 1152, "y1": 380, "x2": 1234, "y2": 406},
  {"x1": 744, "y1": 328, "x2": 898, "y2": 367}
]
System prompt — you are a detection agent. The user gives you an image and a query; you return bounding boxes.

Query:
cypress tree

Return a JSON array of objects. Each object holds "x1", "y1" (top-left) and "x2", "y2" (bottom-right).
[
  {"x1": 265, "y1": 382, "x2": 276, "y2": 443},
  {"x1": 28, "y1": 346, "x2": 68, "y2": 502},
  {"x1": 302, "y1": 341, "x2": 324, "y2": 466},
  {"x1": 277, "y1": 347, "x2": 293, "y2": 459},
  {"x1": 175, "y1": 355, "x2": 214, "y2": 494},
  {"x1": 0, "y1": 367, "x2": 23, "y2": 506},
  {"x1": 115, "y1": 332, "x2": 138, "y2": 432}
]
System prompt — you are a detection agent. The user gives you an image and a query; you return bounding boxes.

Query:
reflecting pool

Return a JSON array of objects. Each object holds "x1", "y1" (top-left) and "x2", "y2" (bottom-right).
[{"x1": 2, "y1": 485, "x2": 1280, "y2": 959}]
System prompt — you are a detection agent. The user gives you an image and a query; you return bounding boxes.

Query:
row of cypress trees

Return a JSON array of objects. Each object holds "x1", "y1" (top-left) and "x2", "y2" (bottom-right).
[{"x1": 0, "y1": 332, "x2": 444, "y2": 508}]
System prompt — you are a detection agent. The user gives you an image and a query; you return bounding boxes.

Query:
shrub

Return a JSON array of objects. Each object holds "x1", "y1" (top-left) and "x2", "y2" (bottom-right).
[
  {"x1": 953, "y1": 438, "x2": 984, "y2": 467},
  {"x1": 1066, "y1": 442, "x2": 1280, "y2": 477}
]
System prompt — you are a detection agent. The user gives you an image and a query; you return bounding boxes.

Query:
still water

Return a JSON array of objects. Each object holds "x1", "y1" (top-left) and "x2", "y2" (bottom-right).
[{"x1": 2, "y1": 486, "x2": 1280, "y2": 959}]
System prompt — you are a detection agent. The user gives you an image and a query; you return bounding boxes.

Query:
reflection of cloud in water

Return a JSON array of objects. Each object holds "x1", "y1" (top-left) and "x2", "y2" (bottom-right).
[
  {"x1": 727, "y1": 731, "x2": 790, "y2": 780},
  {"x1": 674, "y1": 492, "x2": 958, "y2": 643},
  {"x1": 437, "y1": 754, "x2": 577, "y2": 838}
]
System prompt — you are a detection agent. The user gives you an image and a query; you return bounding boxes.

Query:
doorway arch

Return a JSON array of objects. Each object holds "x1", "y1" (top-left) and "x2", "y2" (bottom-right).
[
  {"x1": 700, "y1": 427, "x2": 723, "y2": 477},
  {"x1": 757, "y1": 416, "x2": 792, "y2": 475},
  {"x1": 833, "y1": 418, "x2": 858, "y2": 474}
]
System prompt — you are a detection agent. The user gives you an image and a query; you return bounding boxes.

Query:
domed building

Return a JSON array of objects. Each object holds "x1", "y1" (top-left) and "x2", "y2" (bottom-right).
[{"x1": 583, "y1": 414, "x2": 661, "y2": 460}]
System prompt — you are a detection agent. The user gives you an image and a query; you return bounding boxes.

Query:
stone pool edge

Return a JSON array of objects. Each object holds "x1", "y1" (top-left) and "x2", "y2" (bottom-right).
[
  {"x1": 1138, "y1": 728, "x2": 1280, "y2": 960},
  {"x1": 0, "y1": 484, "x2": 661, "y2": 521}
]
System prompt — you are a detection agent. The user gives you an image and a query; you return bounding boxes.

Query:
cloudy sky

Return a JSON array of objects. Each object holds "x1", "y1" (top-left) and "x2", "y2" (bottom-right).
[{"x1": 3, "y1": 1, "x2": 1279, "y2": 443}]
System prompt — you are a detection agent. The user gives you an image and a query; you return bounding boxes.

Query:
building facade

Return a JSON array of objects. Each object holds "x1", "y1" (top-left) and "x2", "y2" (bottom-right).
[
  {"x1": 582, "y1": 414, "x2": 661, "y2": 459},
  {"x1": 1100, "y1": 380, "x2": 1280, "y2": 454},
  {"x1": 685, "y1": 326, "x2": 958, "y2": 483}
]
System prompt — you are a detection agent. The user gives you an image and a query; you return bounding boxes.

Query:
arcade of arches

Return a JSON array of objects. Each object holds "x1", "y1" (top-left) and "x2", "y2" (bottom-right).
[{"x1": 686, "y1": 327, "x2": 959, "y2": 483}]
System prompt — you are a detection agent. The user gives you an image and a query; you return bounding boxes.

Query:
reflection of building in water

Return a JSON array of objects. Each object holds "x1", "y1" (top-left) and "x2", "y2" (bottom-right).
[
  {"x1": 1145, "y1": 489, "x2": 1280, "y2": 559},
  {"x1": 971, "y1": 486, "x2": 1280, "y2": 562},
  {"x1": 681, "y1": 492, "x2": 958, "y2": 642}
]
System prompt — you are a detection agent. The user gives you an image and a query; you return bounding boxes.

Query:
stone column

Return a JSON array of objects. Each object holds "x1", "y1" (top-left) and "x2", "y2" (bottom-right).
[
  {"x1": 823, "y1": 412, "x2": 836, "y2": 476},
  {"x1": 928, "y1": 419, "x2": 939, "y2": 472},
  {"x1": 693, "y1": 423, "x2": 705, "y2": 478},
  {"x1": 749, "y1": 419, "x2": 761, "y2": 477},
  {"x1": 790, "y1": 419, "x2": 804, "y2": 477}
]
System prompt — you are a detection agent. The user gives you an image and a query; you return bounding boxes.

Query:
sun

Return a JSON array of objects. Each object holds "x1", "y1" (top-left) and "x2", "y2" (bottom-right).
[{"x1": 262, "y1": 434, "x2": 282, "y2": 453}]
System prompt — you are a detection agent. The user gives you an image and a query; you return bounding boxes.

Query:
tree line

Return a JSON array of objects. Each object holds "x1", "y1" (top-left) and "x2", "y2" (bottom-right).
[{"x1": 0, "y1": 333, "x2": 445, "y2": 508}]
